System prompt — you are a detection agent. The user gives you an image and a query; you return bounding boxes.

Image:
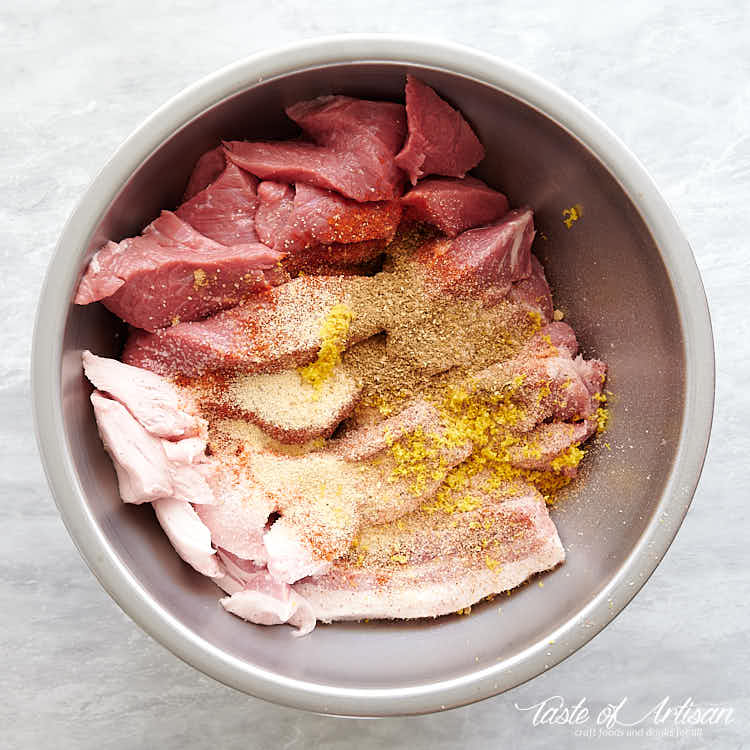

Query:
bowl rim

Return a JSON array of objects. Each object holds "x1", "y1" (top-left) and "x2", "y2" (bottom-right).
[{"x1": 32, "y1": 34, "x2": 715, "y2": 716}]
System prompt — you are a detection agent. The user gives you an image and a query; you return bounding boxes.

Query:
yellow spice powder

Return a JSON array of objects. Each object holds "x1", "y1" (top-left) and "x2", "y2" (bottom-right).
[{"x1": 298, "y1": 304, "x2": 354, "y2": 391}]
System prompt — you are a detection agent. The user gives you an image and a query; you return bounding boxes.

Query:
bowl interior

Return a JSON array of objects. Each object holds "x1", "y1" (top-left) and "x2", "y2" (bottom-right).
[{"x1": 61, "y1": 63, "x2": 684, "y2": 693}]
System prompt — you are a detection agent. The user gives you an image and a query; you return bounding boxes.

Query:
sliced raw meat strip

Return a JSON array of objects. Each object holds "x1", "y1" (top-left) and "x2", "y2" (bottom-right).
[
  {"x1": 508, "y1": 255, "x2": 553, "y2": 322},
  {"x1": 417, "y1": 207, "x2": 535, "y2": 302},
  {"x1": 75, "y1": 211, "x2": 287, "y2": 331},
  {"x1": 401, "y1": 176, "x2": 508, "y2": 237},
  {"x1": 294, "y1": 485, "x2": 564, "y2": 622},
  {"x1": 224, "y1": 95, "x2": 406, "y2": 201},
  {"x1": 256, "y1": 403, "x2": 472, "y2": 583},
  {"x1": 506, "y1": 420, "x2": 595, "y2": 473},
  {"x1": 213, "y1": 548, "x2": 258, "y2": 595},
  {"x1": 152, "y1": 497, "x2": 222, "y2": 577},
  {"x1": 474, "y1": 342, "x2": 606, "y2": 429},
  {"x1": 395, "y1": 75, "x2": 485, "y2": 184},
  {"x1": 122, "y1": 275, "x2": 387, "y2": 377},
  {"x1": 330, "y1": 399, "x2": 441, "y2": 462},
  {"x1": 176, "y1": 163, "x2": 259, "y2": 246},
  {"x1": 573, "y1": 355, "x2": 608, "y2": 396},
  {"x1": 255, "y1": 181, "x2": 295, "y2": 246},
  {"x1": 183, "y1": 145, "x2": 226, "y2": 201},
  {"x1": 269, "y1": 183, "x2": 402, "y2": 255},
  {"x1": 215, "y1": 364, "x2": 362, "y2": 444},
  {"x1": 82, "y1": 350, "x2": 203, "y2": 439}
]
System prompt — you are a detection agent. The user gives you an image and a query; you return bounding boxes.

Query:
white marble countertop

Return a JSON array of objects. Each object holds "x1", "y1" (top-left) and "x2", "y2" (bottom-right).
[{"x1": 2, "y1": 2, "x2": 748, "y2": 748}]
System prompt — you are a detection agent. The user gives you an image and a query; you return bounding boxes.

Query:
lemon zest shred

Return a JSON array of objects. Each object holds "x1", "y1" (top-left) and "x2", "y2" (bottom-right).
[{"x1": 298, "y1": 304, "x2": 353, "y2": 391}]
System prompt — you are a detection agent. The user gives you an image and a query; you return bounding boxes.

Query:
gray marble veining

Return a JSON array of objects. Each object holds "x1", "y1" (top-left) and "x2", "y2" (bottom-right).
[{"x1": 2, "y1": 1, "x2": 748, "y2": 748}]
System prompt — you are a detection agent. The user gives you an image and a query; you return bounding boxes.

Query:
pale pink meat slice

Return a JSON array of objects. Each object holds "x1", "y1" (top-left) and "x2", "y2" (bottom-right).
[
  {"x1": 475, "y1": 353, "x2": 601, "y2": 428},
  {"x1": 182, "y1": 145, "x2": 226, "y2": 201},
  {"x1": 194, "y1": 460, "x2": 273, "y2": 563},
  {"x1": 82, "y1": 350, "x2": 202, "y2": 439},
  {"x1": 90, "y1": 390, "x2": 173, "y2": 504},
  {"x1": 176, "y1": 163, "x2": 259, "y2": 246},
  {"x1": 89, "y1": 390, "x2": 216, "y2": 505},
  {"x1": 215, "y1": 550, "x2": 315, "y2": 636},
  {"x1": 329, "y1": 400, "x2": 441, "y2": 462},
  {"x1": 75, "y1": 211, "x2": 287, "y2": 332},
  {"x1": 224, "y1": 95, "x2": 407, "y2": 201},
  {"x1": 152, "y1": 497, "x2": 222, "y2": 577},
  {"x1": 294, "y1": 486, "x2": 564, "y2": 622},
  {"x1": 161, "y1": 437, "x2": 216, "y2": 506},
  {"x1": 395, "y1": 75, "x2": 485, "y2": 184},
  {"x1": 401, "y1": 176, "x2": 508, "y2": 237},
  {"x1": 521, "y1": 321, "x2": 579, "y2": 359},
  {"x1": 417, "y1": 207, "x2": 535, "y2": 302}
]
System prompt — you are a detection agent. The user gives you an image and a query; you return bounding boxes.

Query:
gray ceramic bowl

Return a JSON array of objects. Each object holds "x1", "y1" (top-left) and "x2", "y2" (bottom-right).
[{"x1": 32, "y1": 36, "x2": 714, "y2": 716}]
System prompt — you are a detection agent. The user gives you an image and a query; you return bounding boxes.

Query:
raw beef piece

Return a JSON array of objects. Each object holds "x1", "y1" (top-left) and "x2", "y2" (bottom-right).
[
  {"x1": 395, "y1": 75, "x2": 485, "y2": 184},
  {"x1": 82, "y1": 350, "x2": 203, "y2": 439},
  {"x1": 508, "y1": 255, "x2": 553, "y2": 322},
  {"x1": 267, "y1": 183, "x2": 402, "y2": 255},
  {"x1": 215, "y1": 550, "x2": 315, "y2": 636},
  {"x1": 152, "y1": 497, "x2": 222, "y2": 577},
  {"x1": 122, "y1": 275, "x2": 387, "y2": 377},
  {"x1": 182, "y1": 145, "x2": 226, "y2": 201},
  {"x1": 287, "y1": 95, "x2": 407, "y2": 198},
  {"x1": 293, "y1": 485, "x2": 564, "y2": 623},
  {"x1": 255, "y1": 181, "x2": 295, "y2": 246},
  {"x1": 74, "y1": 211, "x2": 287, "y2": 332},
  {"x1": 401, "y1": 176, "x2": 508, "y2": 237},
  {"x1": 224, "y1": 95, "x2": 407, "y2": 201},
  {"x1": 282, "y1": 239, "x2": 386, "y2": 277},
  {"x1": 417, "y1": 207, "x2": 535, "y2": 301},
  {"x1": 176, "y1": 163, "x2": 259, "y2": 246}
]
